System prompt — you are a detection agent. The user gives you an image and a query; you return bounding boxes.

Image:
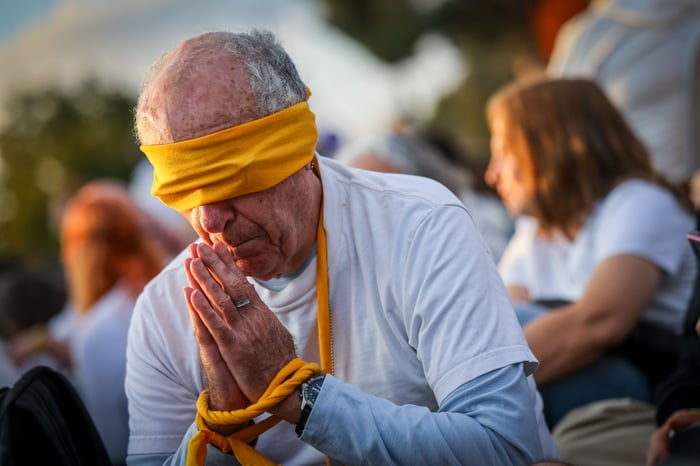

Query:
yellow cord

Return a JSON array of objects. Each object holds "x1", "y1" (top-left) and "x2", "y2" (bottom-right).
[{"x1": 187, "y1": 358, "x2": 321, "y2": 466}]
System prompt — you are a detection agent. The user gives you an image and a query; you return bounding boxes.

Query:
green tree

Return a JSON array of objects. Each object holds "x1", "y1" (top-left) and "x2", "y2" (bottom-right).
[{"x1": 0, "y1": 80, "x2": 139, "y2": 264}]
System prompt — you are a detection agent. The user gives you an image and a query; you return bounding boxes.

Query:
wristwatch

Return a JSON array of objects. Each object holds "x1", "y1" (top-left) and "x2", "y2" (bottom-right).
[{"x1": 295, "y1": 375, "x2": 325, "y2": 437}]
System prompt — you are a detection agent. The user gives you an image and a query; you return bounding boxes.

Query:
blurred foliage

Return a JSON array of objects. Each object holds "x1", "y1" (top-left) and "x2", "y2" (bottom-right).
[
  {"x1": 0, "y1": 81, "x2": 139, "y2": 264},
  {"x1": 322, "y1": 0, "x2": 544, "y2": 160},
  {"x1": 324, "y1": 0, "x2": 535, "y2": 62}
]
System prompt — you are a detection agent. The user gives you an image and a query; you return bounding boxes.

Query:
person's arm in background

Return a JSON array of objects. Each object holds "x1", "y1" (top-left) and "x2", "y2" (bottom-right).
[
  {"x1": 646, "y1": 408, "x2": 700, "y2": 466},
  {"x1": 5, "y1": 324, "x2": 72, "y2": 368},
  {"x1": 508, "y1": 285, "x2": 531, "y2": 303},
  {"x1": 524, "y1": 254, "x2": 661, "y2": 384}
]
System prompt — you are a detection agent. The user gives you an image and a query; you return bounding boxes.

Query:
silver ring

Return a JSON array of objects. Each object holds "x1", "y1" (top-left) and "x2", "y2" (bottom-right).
[{"x1": 234, "y1": 297, "x2": 251, "y2": 309}]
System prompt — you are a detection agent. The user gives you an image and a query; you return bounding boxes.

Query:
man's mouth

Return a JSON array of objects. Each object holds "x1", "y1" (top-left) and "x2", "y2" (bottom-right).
[{"x1": 227, "y1": 235, "x2": 264, "y2": 258}]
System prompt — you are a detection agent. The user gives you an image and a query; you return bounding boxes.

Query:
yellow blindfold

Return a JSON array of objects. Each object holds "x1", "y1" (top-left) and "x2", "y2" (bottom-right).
[{"x1": 140, "y1": 100, "x2": 318, "y2": 211}]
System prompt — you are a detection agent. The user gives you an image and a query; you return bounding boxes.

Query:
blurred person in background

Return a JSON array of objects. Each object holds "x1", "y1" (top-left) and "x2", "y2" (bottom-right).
[
  {"x1": 485, "y1": 77, "x2": 696, "y2": 434},
  {"x1": 60, "y1": 179, "x2": 169, "y2": 466},
  {"x1": 553, "y1": 226, "x2": 700, "y2": 466},
  {"x1": 547, "y1": 0, "x2": 700, "y2": 191},
  {"x1": 644, "y1": 202, "x2": 700, "y2": 466},
  {"x1": 336, "y1": 127, "x2": 512, "y2": 262},
  {"x1": 0, "y1": 259, "x2": 19, "y2": 387},
  {"x1": 0, "y1": 348, "x2": 18, "y2": 387},
  {"x1": 553, "y1": 197, "x2": 700, "y2": 465},
  {"x1": 645, "y1": 290, "x2": 700, "y2": 465},
  {"x1": 0, "y1": 258, "x2": 71, "y2": 378}
]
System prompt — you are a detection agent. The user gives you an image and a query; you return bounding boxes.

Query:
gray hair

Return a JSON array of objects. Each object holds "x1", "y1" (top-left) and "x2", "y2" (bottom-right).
[{"x1": 221, "y1": 29, "x2": 308, "y2": 116}]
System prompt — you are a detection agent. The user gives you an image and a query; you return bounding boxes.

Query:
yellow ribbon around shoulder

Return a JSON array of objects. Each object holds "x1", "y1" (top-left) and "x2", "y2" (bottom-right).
[{"x1": 187, "y1": 358, "x2": 321, "y2": 466}]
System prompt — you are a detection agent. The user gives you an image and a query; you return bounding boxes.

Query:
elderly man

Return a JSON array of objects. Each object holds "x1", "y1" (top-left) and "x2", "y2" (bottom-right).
[{"x1": 126, "y1": 29, "x2": 557, "y2": 465}]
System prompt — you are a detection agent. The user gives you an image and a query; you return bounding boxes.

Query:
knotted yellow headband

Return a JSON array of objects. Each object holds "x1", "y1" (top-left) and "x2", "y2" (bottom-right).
[{"x1": 140, "y1": 99, "x2": 318, "y2": 211}]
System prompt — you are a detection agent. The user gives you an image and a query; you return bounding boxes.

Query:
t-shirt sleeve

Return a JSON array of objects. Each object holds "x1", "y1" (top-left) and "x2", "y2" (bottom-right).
[
  {"x1": 593, "y1": 182, "x2": 693, "y2": 275},
  {"x1": 398, "y1": 205, "x2": 538, "y2": 403}
]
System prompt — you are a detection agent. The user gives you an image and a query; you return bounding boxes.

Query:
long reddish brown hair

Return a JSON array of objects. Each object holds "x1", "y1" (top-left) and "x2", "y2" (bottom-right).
[
  {"x1": 486, "y1": 78, "x2": 689, "y2": 239},
  {"x1": 60, "y1": 180, "x2": 168, "y2": 313}
]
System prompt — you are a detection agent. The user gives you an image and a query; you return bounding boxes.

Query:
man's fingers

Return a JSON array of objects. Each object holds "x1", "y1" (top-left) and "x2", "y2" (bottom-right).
[
  {"x1": 191, "y1": 243, "x2": 259, "y2": 320},
  {"x1": 184, "y1": 286, "x2": 250, "y2": 412},
  {"x1": 187, "y1": 256, "x2": 243, "y2": 325},
  {"x1": 185, "y1": 288, "x2": 215, "y2": 347},
  {"x1": 189, "y1": 283, "x2": 234, "y2": 332},
  {"x1": 184, "y1": 286, "x2": 233, "y2": 376},
  {"x1": 196, "y1": 242, "x2": 255, "y2": 300},
  {"x1": 184, "y1": 258, "x2": 202, "y2": 291},
  {"x1": 196, "y1": 242, "x2": 245, "y2": 282},
  {"x1": 187, "y1": 247, "x2": 233, "y2": 318},
  {"x1": 212, "y1": 241, "x2": 239, "y2": 269}
]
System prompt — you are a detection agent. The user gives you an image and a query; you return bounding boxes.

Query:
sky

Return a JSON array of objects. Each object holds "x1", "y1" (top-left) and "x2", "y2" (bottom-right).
[
  {"x1": 0, "y1": 0, "x2": 58, "y2": 41},
  {"x1": 0, "y1": 0, "x2": 467, "y2": 144}
]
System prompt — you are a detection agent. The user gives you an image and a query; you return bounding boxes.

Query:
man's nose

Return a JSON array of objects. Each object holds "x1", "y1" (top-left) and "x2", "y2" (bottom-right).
[{"x1": 198, "y1": 202, "x2": 234, "y2": 234}]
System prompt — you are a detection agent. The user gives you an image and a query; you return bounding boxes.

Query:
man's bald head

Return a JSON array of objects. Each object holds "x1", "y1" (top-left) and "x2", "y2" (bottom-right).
[{"x1": 135, "y1": 30, "x2": 308, "y2": 145}]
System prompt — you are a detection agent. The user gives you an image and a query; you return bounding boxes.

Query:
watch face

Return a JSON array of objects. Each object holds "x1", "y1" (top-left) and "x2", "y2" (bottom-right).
[{"x1": 304, "y1": 376, "x2": 325, "y2": 406}]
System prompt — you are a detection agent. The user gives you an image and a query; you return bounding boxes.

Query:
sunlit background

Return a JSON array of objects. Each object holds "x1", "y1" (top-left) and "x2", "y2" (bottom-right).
[{"x1": 0, "y1": 0, "x2": 586, "y2": 264}]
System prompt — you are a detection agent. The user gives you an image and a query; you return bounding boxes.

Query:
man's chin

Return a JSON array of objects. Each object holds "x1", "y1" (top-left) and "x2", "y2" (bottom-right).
[{"x1": 235, "y1": 257, "x2": 274, "y2": 281}]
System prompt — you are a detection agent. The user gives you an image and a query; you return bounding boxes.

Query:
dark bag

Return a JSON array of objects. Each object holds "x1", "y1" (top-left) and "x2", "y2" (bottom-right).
[{"x1": 0, "y1": 365, "x2": 111, "y2": 466}]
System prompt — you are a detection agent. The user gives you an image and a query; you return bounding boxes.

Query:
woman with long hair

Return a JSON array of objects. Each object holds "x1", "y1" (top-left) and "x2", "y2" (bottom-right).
[{"x1": 485, "y1": 78, "x2": 696, "y2": 430}]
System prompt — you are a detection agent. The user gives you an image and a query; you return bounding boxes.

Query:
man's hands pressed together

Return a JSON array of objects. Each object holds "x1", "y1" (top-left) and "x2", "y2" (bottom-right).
[{"x1": 183, "y1": 241, "x2": 302, "y2": 433}]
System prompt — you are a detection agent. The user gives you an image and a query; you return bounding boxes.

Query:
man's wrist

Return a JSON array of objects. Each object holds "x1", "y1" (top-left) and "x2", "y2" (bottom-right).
[
  {"x1": 295, "y1": 375, "x2": 325, "y2": 437},
  {"x1": 203, "y1": 418, "x2": 252, "y2": 437}
]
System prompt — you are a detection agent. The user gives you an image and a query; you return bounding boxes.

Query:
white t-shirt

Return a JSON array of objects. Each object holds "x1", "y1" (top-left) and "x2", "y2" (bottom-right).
[
  {"x1": 499, "y1": 179, "x2": 696, "y2": 334},
  {"x1": 73, "y1": 285, "x2": 134, "y2": 465},
  {"x1": 126, "y1": 156, "x2": 551, "y2": 464}
]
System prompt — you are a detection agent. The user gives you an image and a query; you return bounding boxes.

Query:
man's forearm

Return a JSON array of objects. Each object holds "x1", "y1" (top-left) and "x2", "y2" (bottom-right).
[{"x1": 303, "y1": 367, "x2": 545, "y2": 465}]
